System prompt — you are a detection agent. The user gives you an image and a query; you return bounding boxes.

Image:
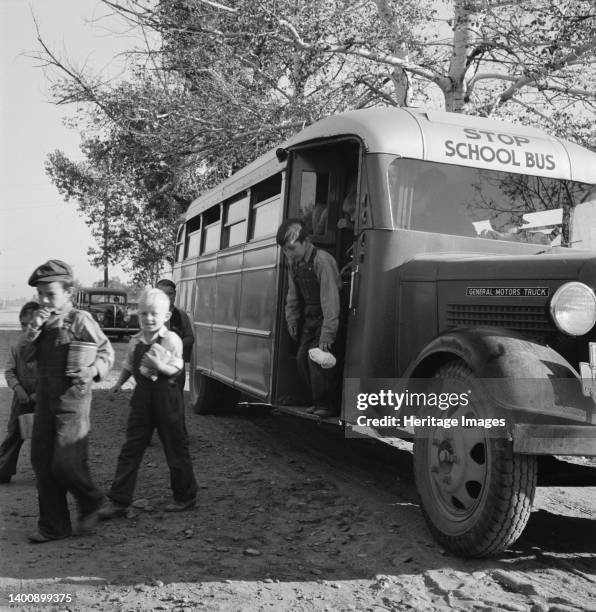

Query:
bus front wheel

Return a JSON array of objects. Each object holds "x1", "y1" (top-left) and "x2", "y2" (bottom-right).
[{"x1": 413, "y1": 360, "x2": 537, "y2": 557}]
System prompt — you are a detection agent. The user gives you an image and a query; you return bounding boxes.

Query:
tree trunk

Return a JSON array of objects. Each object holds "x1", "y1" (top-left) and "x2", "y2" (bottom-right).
[
  {"x1": 444, "y1": 89, "x2": 466, "y2": 113},
  {"x1": 445, "y1": 0, "x2": 474, "y2": 113},
  {"x1": 373, "y1": 0, "x2": 410, "y2": 106}
]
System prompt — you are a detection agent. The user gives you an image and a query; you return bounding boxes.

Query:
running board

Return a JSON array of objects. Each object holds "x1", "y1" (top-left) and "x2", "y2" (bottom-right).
[{"x1": 271, "y1": 404, "x2": 343, "y2": 425}]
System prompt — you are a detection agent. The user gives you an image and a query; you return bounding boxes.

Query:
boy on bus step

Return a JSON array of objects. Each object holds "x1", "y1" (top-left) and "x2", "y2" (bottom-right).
[{"x1": 276, "y1": 219, "x2": 343, "y2": 418}]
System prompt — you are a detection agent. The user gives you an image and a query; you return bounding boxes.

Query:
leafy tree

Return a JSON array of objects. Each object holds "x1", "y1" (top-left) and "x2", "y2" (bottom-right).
[
  {"x1": 94, "y1": 0, "x2": 596, "y2": 141},
  {"x1": 45, "y1": 145, "x2": 175, "y2": 285},
  {"x1": 38, "y1": 0, "x2": 596, "y2": 279},
  {"x1": 91, "y1": 276, "x2": 146, "y2": 295}
]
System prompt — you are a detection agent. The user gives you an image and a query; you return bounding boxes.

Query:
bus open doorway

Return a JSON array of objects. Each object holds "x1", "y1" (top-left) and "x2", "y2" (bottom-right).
[{"x1": 271, "y1": 141, "x2": 360, "y2": 421}]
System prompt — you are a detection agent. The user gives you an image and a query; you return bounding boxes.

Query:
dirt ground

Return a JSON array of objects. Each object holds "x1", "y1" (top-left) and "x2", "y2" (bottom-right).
[{"x1": 0, "y1": 324, "x2": 595, "y2": 612}]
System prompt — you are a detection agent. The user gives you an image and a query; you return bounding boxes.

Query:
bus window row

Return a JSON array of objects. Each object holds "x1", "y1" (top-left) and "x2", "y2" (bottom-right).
[{"x1": 175, "y1": 173, "x2": 283, "y2": 262}]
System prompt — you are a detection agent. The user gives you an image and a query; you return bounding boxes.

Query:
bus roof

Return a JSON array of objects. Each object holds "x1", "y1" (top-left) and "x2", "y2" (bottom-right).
[{"x1": 186, "y1": 107, "x2": 596, "y2": 218}]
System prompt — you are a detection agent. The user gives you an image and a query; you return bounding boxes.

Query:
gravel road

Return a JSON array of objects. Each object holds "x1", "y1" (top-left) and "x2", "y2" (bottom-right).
[{"x1": 0, "y1": 329, "x2": 594, "y2": 612}]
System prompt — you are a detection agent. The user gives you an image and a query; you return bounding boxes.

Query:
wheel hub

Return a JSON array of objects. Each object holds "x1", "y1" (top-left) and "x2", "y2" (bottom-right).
[{"x1": 428, "y1": 420, "x2": 488, "y2": 514}]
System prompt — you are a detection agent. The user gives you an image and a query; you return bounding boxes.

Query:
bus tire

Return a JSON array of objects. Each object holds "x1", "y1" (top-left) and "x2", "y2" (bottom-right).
[
  {"x1": 413, "y1": 360, "x2": 537, "y2": 557},
  {"x1": 191, "y1": 370, "x2": 239, "y2": 415}
]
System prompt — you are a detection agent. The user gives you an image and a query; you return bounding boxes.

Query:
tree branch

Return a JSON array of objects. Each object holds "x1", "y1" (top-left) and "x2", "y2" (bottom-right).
[
  {"x1": 274, "y1": 17, "x2": 444, "y2": 85},
  {"x1": 493, "y1": 34, "x2": 596, "y2": 107}
]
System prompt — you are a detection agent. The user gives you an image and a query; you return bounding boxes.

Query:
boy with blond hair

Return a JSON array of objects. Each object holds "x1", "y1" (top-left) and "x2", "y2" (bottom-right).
[{"x1": 100, "y1": 288, "x2": 197, "y2": 518}]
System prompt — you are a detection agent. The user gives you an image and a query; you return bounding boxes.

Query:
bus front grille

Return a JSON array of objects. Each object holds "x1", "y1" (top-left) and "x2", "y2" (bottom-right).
[{"x1": 446, "y1": 304, "x2": 555, "y2": 335}]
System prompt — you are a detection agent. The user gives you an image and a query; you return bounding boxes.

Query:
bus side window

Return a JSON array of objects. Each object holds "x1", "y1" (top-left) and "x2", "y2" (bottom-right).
[
  {"x1": 222, "y1": 192, "x2": 249, "y2": 249},
  {"x1": 184, "y1": 215, "x2": 201, "y2": 259},
  {"x1": 250, "y1": 173, "x2": 282, "y2": 240},
  {"x1": 201, "y1": 205, "x2": 222, "y2": 254},
  {"x1": 175, "y1": 224, "x2": 186, "y2": 262}
]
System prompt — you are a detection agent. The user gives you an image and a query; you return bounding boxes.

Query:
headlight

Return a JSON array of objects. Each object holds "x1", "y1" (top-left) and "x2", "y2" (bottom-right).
[
  {"x1": 95, "y1": 312, "x2": 105, "y2": 323},
  {"x1": 550, "y1": 282, "x2": 596, "y2": 336}
]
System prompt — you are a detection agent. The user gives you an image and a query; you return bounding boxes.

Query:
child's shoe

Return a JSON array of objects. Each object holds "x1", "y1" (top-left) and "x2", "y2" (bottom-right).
[
  {"x1": 28, "y1": 531, "x2": 69, "y2": 544},
  {"x1": 97, "y1": 500, "x2": 128, "y2": 520},
  {"x1": 164, "y1": 498, "x2": 196, "y2": 512},
  {"x1": 78, "y1": 505, "x2": 104, "y2": 534}
]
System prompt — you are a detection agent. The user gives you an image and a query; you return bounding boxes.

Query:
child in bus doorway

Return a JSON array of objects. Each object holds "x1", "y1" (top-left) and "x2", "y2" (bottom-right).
[
  {"x1": 99, "y1": 288, "x2": 197, "y2": 519},
  {"x1": 276, "y1": 219, "x2": 343, "y2": 418},
  {"x1": 0, "y1": 301, "x2": 39, "y2": 484}
]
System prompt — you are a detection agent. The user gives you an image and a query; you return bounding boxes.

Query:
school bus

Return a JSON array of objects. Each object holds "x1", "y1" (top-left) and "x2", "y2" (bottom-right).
[{"x1": 172, "y1": 107, "x2": 596, "y2": 557}]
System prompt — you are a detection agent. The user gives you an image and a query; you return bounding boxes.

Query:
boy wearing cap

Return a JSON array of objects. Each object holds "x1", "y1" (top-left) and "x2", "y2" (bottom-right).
[
  {"x1": 24, "y1": 259, "x2": 114, "y2": 543},
  {"x1": 99, "y1": 288, "x2": 197, "y2": 519},
  {"x1": 276, "y1": 219, "x2": 343, "y2": 418},
  {"x1": 0, "y1": 302, "x2": 39, "y2": 484}
]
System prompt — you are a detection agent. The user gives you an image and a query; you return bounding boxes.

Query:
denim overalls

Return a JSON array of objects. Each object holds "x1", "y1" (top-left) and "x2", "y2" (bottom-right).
[
  {"x1": 108, "y1": 338, "x2": 197, "y2": 507},
  {"x1": 30, "y1": 315, "x2": 104, "y2": 538},
  {"x1": 291, "y1": 248, "x2": 340, "y2": 410}
]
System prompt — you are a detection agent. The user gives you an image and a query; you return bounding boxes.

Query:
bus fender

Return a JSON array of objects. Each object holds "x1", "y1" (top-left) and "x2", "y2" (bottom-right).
[{"x1": 404, "y1": 327, "x2": 594, "y2": 424}]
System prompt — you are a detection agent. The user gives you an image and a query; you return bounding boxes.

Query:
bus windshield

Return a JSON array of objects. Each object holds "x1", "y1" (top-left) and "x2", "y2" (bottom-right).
[{"x1": 388, "y1": 158, "x2": 596, "y2": 249}]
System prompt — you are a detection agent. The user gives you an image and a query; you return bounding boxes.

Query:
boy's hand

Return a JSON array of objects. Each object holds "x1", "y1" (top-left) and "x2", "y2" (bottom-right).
[
  {"x1": 319, "y1": 341, "x2": 331, "y2": 352},
  {"x1": 31, "y1": 307, "x2": 52, "y2": 329},
  {"x1": 69, "y1": 366, "x2": 97, "y2": 385},
  {"x1": 108, "y1": 386, "x2": 121, "y2": 402},
  {"x1": 141, "y1": 352, "x2": 161, "y2": 369},
  {"x1": 14, "y1": 385, "x2": 29, "y2": 404},
  {"x1": 29, "y1": 393, "x2": 36, "y2": 403}
]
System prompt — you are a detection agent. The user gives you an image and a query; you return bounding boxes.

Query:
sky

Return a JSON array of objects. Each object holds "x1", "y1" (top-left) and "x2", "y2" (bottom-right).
[{"x1": 0, "y1": 0, "x2": 138, "y2": 300}]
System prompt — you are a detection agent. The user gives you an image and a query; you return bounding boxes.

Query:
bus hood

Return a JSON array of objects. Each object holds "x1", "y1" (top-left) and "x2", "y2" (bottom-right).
[{"x1": 398, "y1": 251, "x2": 596, "y2": 287}]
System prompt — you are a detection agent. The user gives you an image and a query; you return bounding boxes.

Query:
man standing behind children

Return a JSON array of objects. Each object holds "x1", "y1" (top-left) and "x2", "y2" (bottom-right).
[
  {"x1": 0, "y1": 302, "x2": 39, "y2": 484},
  {"x1": 25, "y1": 260, "x2": 114, "y2": 543},
  {"x1": 156, "y1": 279, "x2": 194, "y2": 393},
  {"x1": 99, "y1": 288, "x2": 197, "y2": 519}
]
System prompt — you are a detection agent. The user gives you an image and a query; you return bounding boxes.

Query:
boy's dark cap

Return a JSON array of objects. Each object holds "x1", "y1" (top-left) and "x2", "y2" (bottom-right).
[{"x1": 28, "y1": 260, "x2": 73, "y2": 286}]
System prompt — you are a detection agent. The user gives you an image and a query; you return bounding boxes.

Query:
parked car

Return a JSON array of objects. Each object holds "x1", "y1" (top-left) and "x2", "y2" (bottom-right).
[
  {"x1": 75, "y1": 288, "x2": 139, "y2": 339},
  {"x1": 126, "y1": 301, "x2": 139, "y2": 331}
]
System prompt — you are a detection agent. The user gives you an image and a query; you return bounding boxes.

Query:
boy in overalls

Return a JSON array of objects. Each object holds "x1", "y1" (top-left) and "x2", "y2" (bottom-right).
[
  {"x1": 276, "y1": 219, "x2": 343, "y2": 417},
  {"x1": 25, "y1": 260, "x2": 114, "y2": 543},
  {"x1": 99, "y1": 288, "x2": 197, "y2": 519}
]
